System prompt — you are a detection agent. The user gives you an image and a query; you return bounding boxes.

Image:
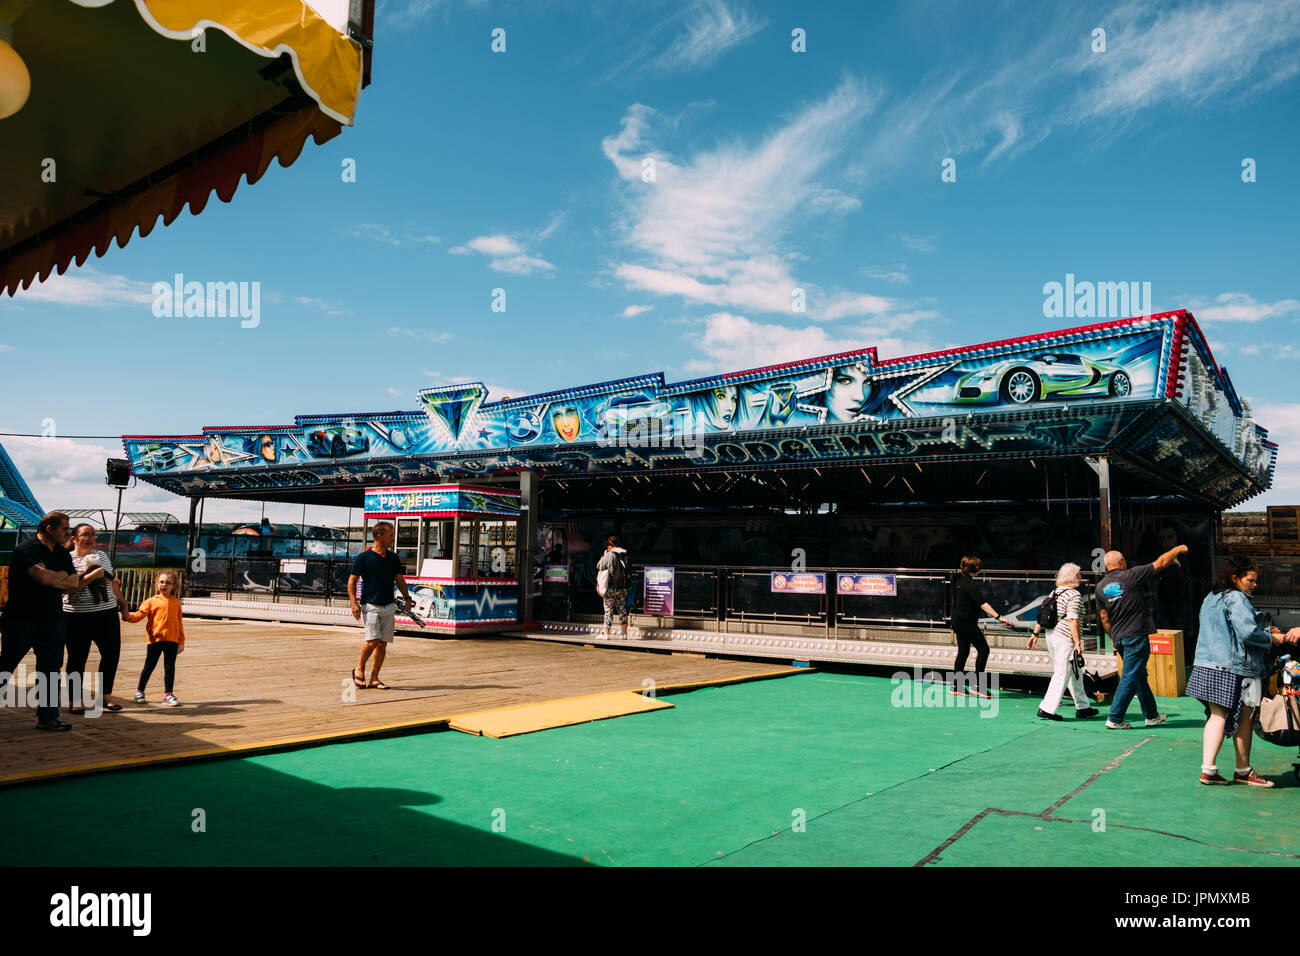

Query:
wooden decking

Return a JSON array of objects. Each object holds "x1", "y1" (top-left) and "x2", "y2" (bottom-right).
[{"x1": 0, "y1": 619, "x2": 803, "y2": 786}]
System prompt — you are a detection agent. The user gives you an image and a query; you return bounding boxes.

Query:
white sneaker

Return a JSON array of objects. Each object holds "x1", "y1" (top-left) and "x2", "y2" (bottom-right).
[
  {"x1": 133, "y1": 691, "x2": 146, "y2": 704},
  {"x1": 163, "y1": 693, "x2": 181, "y2": 707},
  {"x1": 1105, "y1": 719, "x2": 1132, "y2": 729},
  {"x1": 1145, "y1": 713, "x2": 1168, "y2": 727}
]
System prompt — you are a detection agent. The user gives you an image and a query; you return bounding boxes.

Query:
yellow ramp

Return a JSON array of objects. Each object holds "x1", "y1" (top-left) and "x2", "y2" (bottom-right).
[{"x1": 448, "y1": 690, "x2": 673, "y2": 738}]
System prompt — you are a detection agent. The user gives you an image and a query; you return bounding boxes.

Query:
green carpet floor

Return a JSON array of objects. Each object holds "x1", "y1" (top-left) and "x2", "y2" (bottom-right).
[{"x1": 3, "y1": 672, "x2": 1297, "y2": 866}]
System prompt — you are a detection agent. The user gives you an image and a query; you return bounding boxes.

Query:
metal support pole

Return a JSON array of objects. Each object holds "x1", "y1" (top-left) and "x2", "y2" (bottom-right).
[
  {"x1": 1098, "y1": 455, "x2": 1112, "y2": 553},
  {"x1": 109, "y1": 486, "x2": 125, "y2": 564},
  {"x1": 517, "y1": 470, "x2": 538, "y2": 628},
  {"x1": 184, "y1": 496, "x2": 199, "y2": 595}
]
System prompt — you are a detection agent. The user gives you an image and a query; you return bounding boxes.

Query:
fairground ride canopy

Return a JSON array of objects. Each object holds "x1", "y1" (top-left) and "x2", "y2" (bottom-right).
[
  {"x1": 0, "y1": 0, "x2": 373, "y2": 296},
  {"x1": 123, "y1": 311, "x2": 1278, "y2": 511}
]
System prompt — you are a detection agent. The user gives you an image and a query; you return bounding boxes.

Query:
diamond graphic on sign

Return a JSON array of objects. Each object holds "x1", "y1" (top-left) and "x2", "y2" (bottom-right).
[{"x1": 418, "y1": 383, "x2": 485, "y2": 443}]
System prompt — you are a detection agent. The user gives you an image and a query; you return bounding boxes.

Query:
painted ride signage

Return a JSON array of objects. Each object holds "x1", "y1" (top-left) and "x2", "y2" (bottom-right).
[{"x1": 643, "y1": 566, "x2": 675, "y2": 616}]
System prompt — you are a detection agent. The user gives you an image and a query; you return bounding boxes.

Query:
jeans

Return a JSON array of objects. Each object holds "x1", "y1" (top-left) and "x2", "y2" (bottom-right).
[
  {"x1": 1109, "y1": 634, "x2": 1159, "y2": 723},
  {"x1": 0, "y1": 612, "x2": 67, "y2": 722}
]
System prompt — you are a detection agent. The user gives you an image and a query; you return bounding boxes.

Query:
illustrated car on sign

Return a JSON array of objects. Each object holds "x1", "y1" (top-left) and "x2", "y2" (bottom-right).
[
  {"x1": 952, "y1": 353, "x2": 1132, "y2": 406},
  {"x1": 306, "y1": 425, "x2": 370, "y2": 458},
  {"x1": 135, "y1": 445, "x2": 175, "y2": 473},
  {"x1": 409, "y1": 584, "x2": 451, "y2": 620},
  {"x1": 602, "y1": 394, "x2": 675, "y2": 430}
]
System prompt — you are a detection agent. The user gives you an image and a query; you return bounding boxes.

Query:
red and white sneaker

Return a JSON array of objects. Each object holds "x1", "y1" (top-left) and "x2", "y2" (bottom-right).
[
  {"x1": 1233, "y1": 768, "x2": 1274, "y2": 788},
  {"x1": 1199, "y1": 770, "x2": 1231, "y2": 785}
]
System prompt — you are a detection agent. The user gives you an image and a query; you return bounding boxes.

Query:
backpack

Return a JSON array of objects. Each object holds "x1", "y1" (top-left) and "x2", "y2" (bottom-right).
[
  {"x1": 1038, "y1": 587, "x2": 1063, "y2": 632},
  {"x1": 608, "y1": 551, "x2": 628, "y2": 590}
]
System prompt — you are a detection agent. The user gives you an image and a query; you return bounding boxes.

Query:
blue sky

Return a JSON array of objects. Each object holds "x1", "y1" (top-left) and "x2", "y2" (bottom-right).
[{"x1": 3, "y1": 0, "x2": 1299, "y2": 522}]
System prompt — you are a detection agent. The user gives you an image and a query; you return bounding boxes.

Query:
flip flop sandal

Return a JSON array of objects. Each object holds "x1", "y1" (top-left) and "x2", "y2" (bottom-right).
[
  {"x1": 103, "y1": 703, "x2": 123, "y2": 712},
  {"x1": 352, "y1": 668, "x2": 367, "y2": 688},
  {"x1": 368, "y1": 680, "x2": 391, "y2": 690}
]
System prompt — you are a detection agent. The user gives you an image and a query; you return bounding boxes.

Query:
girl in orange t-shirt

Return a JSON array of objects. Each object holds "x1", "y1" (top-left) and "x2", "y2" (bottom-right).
[{"x1": 124, "y1": 571, "x2": 186, "y2": 706}]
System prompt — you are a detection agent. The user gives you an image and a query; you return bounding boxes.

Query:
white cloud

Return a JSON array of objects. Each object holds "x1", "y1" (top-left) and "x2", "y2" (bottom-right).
[
  {"x1": 900, "y1": 235, "x2": 936, "y2": 254},
  {"x1": 651, "y1": 0, "x2": 766, "y2": 73},
  {"x1": 681, "y1": 311, "x2": 932, "y2": 374},
  {"x1": 449, "y1": 232, "x2": 554, "y2": 275},
  {"x1": 10, "y1": 268, "x2": 155, "y2": 308},
  {"x1": 604, "y1": 80, "x2": 918, "y2": 321},
  {"x1": 1248, "y1": 401, "x2": 1300, "y2": 501},
  {"x1": 295, "y1": 296, "x2": 344, "y2": 316},
  {"x1": 388, "y1": 326, "x2": 453, "y2": 344},
  {"x1": 1072, "y1": 0, "x2": 1300, "y2": 123},
  {"x1": 421, "y1": 370, "x2": 526, "y2": 402},
  {"x1": 349, "y1": 223, "x2": 441, "y2": 246},
  {"x1": 860, "y1": 265, "x2": 910, "y2": 285},
  {"x1": 621, "y1": 304, "x2": 654, "y2": 318},
  {"x1": 0, "y1": 344, "x2": 13, "y2": 352},
  {"x1": 981, "y1": 111, "x2": 1024, "y2": 167},
  {"x1": 1187, "y1": 292, "x2": 1300, "y2": 322}
]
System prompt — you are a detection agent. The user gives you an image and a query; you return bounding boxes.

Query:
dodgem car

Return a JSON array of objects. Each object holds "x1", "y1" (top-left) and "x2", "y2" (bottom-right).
[
  {"x1": 306, "y1": 425, "x2": 370, "y2": 458},
  {"x1": 953, "y1": 353, "x2": 1132, "y2": 406}
]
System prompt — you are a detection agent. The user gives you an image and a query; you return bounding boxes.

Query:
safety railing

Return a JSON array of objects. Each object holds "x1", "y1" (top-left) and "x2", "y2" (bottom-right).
[{"x1": 543, "y1": 563, "x2": 1107, "y2": 644}]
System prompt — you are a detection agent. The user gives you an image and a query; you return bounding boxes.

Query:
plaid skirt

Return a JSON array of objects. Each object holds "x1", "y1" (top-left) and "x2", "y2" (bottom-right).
[{"x1": 1186, "y1": 665, "x2": 1249, "y2": 735}]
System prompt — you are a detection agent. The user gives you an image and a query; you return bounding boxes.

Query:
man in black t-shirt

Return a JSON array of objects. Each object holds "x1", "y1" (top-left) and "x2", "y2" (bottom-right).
[
  {"x1": 347, "y1": 522, "x2": 412, "y2": 690},
  {"x1": 1096, "y1": 543, "x2": 1188, "y2": 729},
  {"x1": 0, "y1": 512, "x2": 105, "y2": 729}
]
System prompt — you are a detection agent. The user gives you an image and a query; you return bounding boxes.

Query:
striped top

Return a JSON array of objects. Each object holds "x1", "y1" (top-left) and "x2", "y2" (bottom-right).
[
  {"x1": 1048, "y1": 587, "x2": 1081, "y2": 637},
  {"x1": 63, "y1": 550, "x2": 118, "y2": 614}
]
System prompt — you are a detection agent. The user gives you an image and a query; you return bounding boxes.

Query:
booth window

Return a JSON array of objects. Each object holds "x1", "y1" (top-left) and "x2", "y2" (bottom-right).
[
  {"x1": 395, "y1": 518, "x2": 420, "y2": 575},
  {"x1": 421, "y1": 519, "x2": 452, "y2": 561},
  {"x1": 455, "y1": 519, "x2": 518, "y2": 579}
]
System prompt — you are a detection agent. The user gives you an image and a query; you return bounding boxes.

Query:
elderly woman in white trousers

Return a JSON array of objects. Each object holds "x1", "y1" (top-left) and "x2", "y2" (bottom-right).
[{"x1": 1028, "y1": 563, "x2": 1100, "y2": 721}]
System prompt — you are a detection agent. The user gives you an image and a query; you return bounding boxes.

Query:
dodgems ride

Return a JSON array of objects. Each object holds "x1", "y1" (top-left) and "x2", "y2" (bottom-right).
[{"x1": 952, "y1": 352, "x2": 1133, "y2": 406}]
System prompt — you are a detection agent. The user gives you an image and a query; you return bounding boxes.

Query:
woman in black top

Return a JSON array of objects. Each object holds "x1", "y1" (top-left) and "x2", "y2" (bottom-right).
[{"x1": 951, "y1": 555, "x2": 1010, "y2": 696}]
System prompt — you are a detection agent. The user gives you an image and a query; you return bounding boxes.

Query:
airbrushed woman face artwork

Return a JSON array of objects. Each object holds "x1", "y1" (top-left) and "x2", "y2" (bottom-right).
[
  {"x1": 825, "y1": 363, "x2": 874, "y2": 422},
  {"x1": 552, "y1": 405, "x2": 582, "y2": 442},
  {"x1": 711, "y1": 386, "x2": 739, "y2": 426}
]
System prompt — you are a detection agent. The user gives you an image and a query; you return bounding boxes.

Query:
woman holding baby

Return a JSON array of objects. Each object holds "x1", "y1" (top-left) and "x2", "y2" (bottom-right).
[{"x1": 62, "y1": 523, "x2": 125, "y2": 712}]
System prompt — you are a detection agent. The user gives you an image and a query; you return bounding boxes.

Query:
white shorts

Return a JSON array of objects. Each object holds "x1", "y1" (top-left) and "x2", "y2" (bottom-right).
[{"x1": 362, "y1": 603, "x2": 396, "y2": 643}]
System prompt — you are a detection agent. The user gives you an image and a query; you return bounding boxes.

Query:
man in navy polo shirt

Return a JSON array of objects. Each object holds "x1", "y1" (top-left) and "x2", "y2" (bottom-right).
[
  {"x1": 348, "y1": 521, "x2": 412, "y2": 690},
  {"x1": 0, "y1": 512, "x2": 106, "y2": 730},
  {"x1": 1096, "y1": 542, "x2": 1188, "y2": 730}
]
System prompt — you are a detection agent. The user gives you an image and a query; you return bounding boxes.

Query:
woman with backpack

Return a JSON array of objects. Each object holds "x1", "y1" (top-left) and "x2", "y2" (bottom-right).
[
  {"x1": 1028, "y1": 562, "x2": 1099, "y2": 721},
  {"x1": 596, "y1": 535, "x2": 630, "y2": 639}
]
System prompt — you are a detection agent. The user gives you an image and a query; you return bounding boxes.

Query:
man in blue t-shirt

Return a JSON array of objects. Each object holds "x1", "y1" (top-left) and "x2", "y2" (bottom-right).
[
  {"x1": 347, "y1": 522, "x2": 412, "y2": 690},
  {"x1": 1096, "y1": 543, "x2": 1188, "y2": 729}
]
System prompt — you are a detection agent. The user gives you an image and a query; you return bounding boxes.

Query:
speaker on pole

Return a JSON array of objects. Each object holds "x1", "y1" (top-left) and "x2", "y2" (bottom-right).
[{"x1": 106, "y1": 458, "x2": 130, "y2": 488}]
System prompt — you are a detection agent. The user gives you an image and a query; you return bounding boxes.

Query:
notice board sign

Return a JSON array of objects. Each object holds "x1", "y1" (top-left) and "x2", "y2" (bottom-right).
[
  {"x1": 837, "y1": 573, "x2": 897, "y2": 596},
  {"x1": 771, "y1": 572, "x2": 826, "y2": 594},
  {"x1": 544, "y1": 566, "x2": 569, "y2": 583},
  {"x1": 643, "y1": 566, "x2": 675, "y2": 616},
  {"x1": 280, "y1": 559, "x2": 307, "y2": 575}
]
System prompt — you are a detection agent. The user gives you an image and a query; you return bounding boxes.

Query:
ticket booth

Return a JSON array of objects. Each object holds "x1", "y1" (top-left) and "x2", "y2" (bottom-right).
[{"x1": 362, "y1": 484, "x2": 520, "y2": 633}]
